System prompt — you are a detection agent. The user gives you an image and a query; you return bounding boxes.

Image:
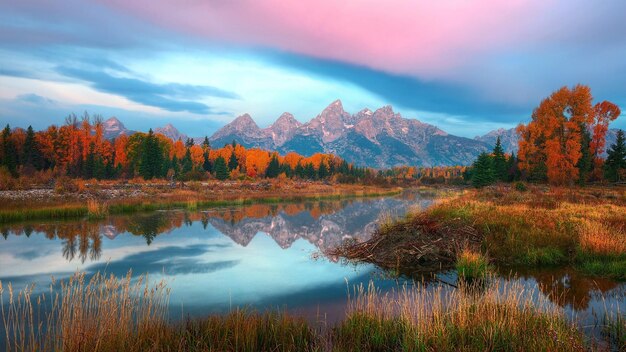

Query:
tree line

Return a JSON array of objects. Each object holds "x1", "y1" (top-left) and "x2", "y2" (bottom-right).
[
  {"x1": 0, "y1": 113, "x2": 372, "y2": 183},
  {"x1": 467, "y1": 85, "x2": 625, "y2": 187}
]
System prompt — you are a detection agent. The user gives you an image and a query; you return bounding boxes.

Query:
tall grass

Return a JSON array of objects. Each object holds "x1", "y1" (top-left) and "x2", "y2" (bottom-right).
[
  {"x1": 1, "y1": 272, "x2": 602, "y2": 351},
  {"x1": 1, "y1": 272, "x2": 169, "y2": 351},
  {"x1": 334, "y1": 280, "x2": 585, "y2": 351},
  {"x1": 87, "y1": 199, "x2": 109, "y2": 219}
]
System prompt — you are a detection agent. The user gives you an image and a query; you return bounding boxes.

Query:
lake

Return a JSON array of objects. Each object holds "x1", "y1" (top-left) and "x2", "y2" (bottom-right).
[{"x1": 0, "y1": 191, "x2": 624, "y2": 336}]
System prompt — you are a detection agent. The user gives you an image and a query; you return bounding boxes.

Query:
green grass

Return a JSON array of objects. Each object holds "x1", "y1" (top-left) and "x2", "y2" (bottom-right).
[
  {"x1": 604, "y1": 314, "x2": 626, "y2": 351},
  {"x1": 456, "y1": 250, "x2": 490, "y2": 281},
  {"x1": 576, "y1": 252, "x2": 626, "y2": 280},
  {"x1": 0, "y1": 205, "x2": 87, "y2": 223}
]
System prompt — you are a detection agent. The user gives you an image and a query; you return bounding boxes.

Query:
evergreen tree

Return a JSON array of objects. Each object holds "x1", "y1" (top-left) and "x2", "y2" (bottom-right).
[
  {"x1": 265, "y1": 155, "x2": 280, "y2": 178},
  {"x1": 22, "y1": 125, "x2": 42, "y2": 171},
  {"x1": 605, "y1": 129, "x2": 626, "y2": 182},
  {"x1": 318, "y1": 162, "x2": 329, "y2": 179},
  {"x1": 139, "y1": 129, "x2": 163, "y2": 179},
  {"x1": 182, "y1": 149, "x2": 193, "y2": 174},
  {"x1": 214, "y1": 156, "x2": 229, "y2": 180},
  {"x1": 471, "y1": 152, "x2": 495, "y2": 188},
  {"x1": 294, "y1": 163, "x2": 305, "y2": 178},
  {"x1": 492, "y1": 136, "x2": 507, "y2": 181},
  {"x1": 228, "y1": 152, "x2": 238, "y2": 171},
  {"x1": 1, "y1": 125, "x2": 18, "y2": 176},
  {"x1": 304, "y1": 163, "x2": 316, "y2": 179},
  {"x1": 202, "y1": 152, "x2": 212, "y2": 173},
  {"x1": 202, "y1": 136, "x2": 211, "y2": 149},
  {"x1": 84, "y1": 142, "x2": 96, "y2": 179},
  {"x1": 185, "y1": 138, "x2": 194, "y2": 148},
  {"x1": 506, "y1": 152, "x2": 520, "y2": 181}
]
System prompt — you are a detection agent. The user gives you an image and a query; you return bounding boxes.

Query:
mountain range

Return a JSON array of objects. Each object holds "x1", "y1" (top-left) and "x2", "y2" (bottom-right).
[{"x1": 101, "y1": 100, "x2": 622, "y2": 167}]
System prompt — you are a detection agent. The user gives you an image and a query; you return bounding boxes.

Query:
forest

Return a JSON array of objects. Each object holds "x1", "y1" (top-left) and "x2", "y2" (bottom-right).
[{"x1": 0, "y1": 114, "x2": 374, "y2": 186}]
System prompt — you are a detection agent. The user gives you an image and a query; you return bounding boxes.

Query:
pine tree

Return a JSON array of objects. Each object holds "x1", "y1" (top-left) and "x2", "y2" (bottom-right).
[
  {"x1": 492, "y1": 136, "x2": 507, "y2": 181},
  {"x1": 182, "y1": 149, "x2": 193, "y2": 174},
  {"x1": 139, "y1": 129, "x2": 163, "y2": 179},
  {"x1": 318, "y1": 162, "x2": 329, "y2": 179},
  {"x1": 22, "y1": 125, "x2": 42, "y2": 171},
  {"x1": 214, "y1": 156, "x2": 229, "y2": 180},
  {"x1": 228, "y1": 152, "x2": 238, "y2": 171},
  {"x1": 84, "y1": 142, "x2": 96, "y2": 179},
  {"x1": 265, "y1": 155, "x2": 280, "y2": 178},
  {"x1": 1, "y1": 125, "x2": 18, "y2": 176},
  {"x1": 506, "y1": 152, "x2": 519, "y2": 181},
  {"x1": 471, "y1": 152, "x2": 495, "y2": 188},
  {"x1": 605, "y1": 129, "x2": 626, "y2": 182},
  {"x1": 304, "y1": 163, "x2": 316, "y2": 179},
  {"x1": 202, "y1": 136, "x2": 210, "y2": 149},
  {"x1": 185, "y1": 138, "x2": 194, "y2": 148},
  {"x1": 202, "y1": 152, "x2": 212, "y2": 172}
]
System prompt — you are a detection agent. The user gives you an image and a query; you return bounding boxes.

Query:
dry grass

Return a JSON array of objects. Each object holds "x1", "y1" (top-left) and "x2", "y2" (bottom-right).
[
  {"x1": 2, "y1": 271, "x2": 614, "y2": 351},
  {"x1": 334, "y1": 184, "x2": 626, "y2": 279},
  {"x1": 333, "y1": 280, "x2": 585, "y2": 351},
  {"x1": 1, "y1": 272, "x2": 169, "y2": 352},
  {"x1": 86, "y1": 199, "x2": 109, "y2": 219}
]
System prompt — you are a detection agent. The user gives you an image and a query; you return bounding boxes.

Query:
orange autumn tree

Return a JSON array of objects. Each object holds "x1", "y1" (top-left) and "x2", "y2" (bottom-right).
[
  {"x1": 590, "y1": 101, "x2": 621, "y2": 180},
  {"x1": 517, "y1": 85, "x2": 619, "y2": 185},
  {"x1": 517, "y1": 85, "x2": 589, "y2": 184}
]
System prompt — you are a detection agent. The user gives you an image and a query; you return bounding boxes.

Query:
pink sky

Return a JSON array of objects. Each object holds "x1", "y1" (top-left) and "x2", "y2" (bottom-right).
[{"x1": 100, "y1": 0, "x2": 547, "y2": 77}]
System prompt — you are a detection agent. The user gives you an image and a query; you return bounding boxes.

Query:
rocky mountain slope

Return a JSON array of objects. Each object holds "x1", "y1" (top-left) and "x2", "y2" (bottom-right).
[{"x1": 210, "y1": 100, "x2": 489, "y2": 167}]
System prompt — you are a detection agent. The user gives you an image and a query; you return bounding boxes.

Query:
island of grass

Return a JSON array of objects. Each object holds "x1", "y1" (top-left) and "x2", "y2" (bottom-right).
[{"x1": 332, "y1": 184, "x2": 626, "y2": 280}]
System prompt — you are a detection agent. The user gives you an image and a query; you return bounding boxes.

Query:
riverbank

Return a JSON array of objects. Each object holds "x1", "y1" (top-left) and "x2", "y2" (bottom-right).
[
  {"x1": 3, "y1": 271, "x2": 615, "y2": 352},
  {"x1": 0, "y1": 180, "x2": 402, "y2": 223},
  {"x1": 333, "y1": 184, "x2": 626, "y2": 279}
]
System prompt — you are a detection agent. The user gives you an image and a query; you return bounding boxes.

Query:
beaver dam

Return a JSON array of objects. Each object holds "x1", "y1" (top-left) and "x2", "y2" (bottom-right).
[{"x1": 328, "y1": 213, "x2": 483, "y2": 275}]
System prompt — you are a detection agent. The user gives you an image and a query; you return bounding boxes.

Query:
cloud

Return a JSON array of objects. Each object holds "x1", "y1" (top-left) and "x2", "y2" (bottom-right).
[
  {"x1": 56, "y1": 65, "x2": 239, "y2": 115},
  {"x1": 87, "y1": 244, "x2": 239, "y2": 277},
  {"x1": 261, "y1": 50, "x2": 526, "y2": 122},
  {"x1": 15, "y1": 93, "x2": 57, "y2": 105}
]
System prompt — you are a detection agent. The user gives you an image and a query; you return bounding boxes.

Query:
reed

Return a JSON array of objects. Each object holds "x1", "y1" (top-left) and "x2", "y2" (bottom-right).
[
  {"x1": 1, "y1": 272, "x2": 169, "y2": 352},
  {"x1": 334, "y1": 280, "x2": 585, "y2": 351},
  {"x1": 0, "y1": 273, "x2": 604, "y2": 351},
  {"x1": 87, "y1": 199, "x2": 109, "y2": 219},
  {"x1": 604, "y1": 311, "x2": 625, "y2": 351}
]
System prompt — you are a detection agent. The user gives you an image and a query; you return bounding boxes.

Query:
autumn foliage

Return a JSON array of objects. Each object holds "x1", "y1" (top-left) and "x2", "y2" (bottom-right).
[
  {"x1": 517, "y1": 85, "x2": 621, "y2": 185},
  {"x1": 0, "y1": 113, "x2": 371, "y2": 183}
]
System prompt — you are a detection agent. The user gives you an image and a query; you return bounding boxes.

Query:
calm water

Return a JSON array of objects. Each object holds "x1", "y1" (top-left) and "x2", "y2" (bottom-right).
[{"x1": 1, "y1": 192, "x2": 624, "y2": 334}]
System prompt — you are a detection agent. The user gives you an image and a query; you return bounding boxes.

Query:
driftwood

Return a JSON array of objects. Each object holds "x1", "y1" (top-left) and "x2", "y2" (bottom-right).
[{"x1": 329, "y1": 214, "x2": 483, "y2": 275}]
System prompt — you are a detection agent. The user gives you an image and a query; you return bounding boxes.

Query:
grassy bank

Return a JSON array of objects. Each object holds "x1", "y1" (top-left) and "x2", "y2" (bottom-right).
[
  {"x1": 334, "y1": 185, "x2": 626, "y2": 279},
  {"x1": 0, "y1": 184, "x2": 402, "y2": 223},
  {"x1": 1, "y1": 272, "x2": 597, "y2": 352}
]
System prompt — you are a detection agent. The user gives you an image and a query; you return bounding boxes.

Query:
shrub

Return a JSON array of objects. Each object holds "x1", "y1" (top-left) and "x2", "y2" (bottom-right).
[
  {"x1": 54, "y1": 176, "x2": 79, "y2": 194},
  {"x1": 514, "y1": 182, "x2": 528, "y2": 192}
]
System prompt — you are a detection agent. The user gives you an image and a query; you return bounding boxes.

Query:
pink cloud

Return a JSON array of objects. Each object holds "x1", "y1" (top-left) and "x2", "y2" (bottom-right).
[{"x1": 98, "y1": 0, "x2": 543, "y2": 77}]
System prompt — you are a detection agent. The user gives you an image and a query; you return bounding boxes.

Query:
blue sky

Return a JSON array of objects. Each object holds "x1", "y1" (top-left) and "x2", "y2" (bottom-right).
[{"x1": 1, "y1": 0, "x2": 625, "y2": 138}]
